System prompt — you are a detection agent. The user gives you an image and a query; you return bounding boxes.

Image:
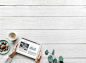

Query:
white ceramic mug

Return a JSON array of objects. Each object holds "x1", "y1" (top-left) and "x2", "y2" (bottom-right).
[{"x1": 8, "y1": 32, "x2": 18, "y2": 41}]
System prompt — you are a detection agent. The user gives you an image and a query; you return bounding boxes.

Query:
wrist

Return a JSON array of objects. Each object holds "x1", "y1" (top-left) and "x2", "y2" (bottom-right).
[
  {"x1": 8, "y1": 52, "x2": 15, "y2": 58},
  {"x1": 36, "y1": 59, "x2": 40, "y2": 63},
  {"x1": 36, "y1": 61, "x2": 40, "y2": 63}
]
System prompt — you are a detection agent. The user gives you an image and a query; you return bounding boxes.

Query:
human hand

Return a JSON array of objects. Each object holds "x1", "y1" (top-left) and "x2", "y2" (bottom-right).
[
  {"x1": 35, "y1": 51, "x2": 42, "y2": 63},
  {"x1": 8, "y1": 42, "x2": 18, "y2": 58}
]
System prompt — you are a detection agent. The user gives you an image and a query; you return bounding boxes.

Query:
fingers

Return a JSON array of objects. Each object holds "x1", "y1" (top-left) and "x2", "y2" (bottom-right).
[
  {"x1": 38, "y1": 51, "x2": 42, "y2": 59},
  {"x1": 14, "y1": 42, "x2": 18, "y2": 49},
  {"x1": 12, "y1": 42, "x2": 18, "y2": 52},
  {"x1": 35, "y1": 58, "x2": 37, "y2": 62},
  {"x1": 14, "y1": 42, "x2": 18, "y2": 48},
  {"x1": 39, "y1": 51, "x2": 42, "y2": 59},
  {"x1": 15, "y1": 41, "x2": 18, "y2": 47},
  {"x1": 14, "y1": 42, "x2": 18, "y2": 50},
  {"x1": 37, "y1": 52, "x2": 40, "y2": 60},
  {"x1": 35, "y1": 51, "x2": 42, "y2": 63},
  {"x1": 40, "y1": 51, "x2": 42, "y2": 58},
  {"x1": 35, "y1": 52, "x2": 40, "y2": 62}
]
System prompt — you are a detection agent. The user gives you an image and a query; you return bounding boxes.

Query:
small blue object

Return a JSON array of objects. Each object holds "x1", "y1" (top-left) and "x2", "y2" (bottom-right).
[
  {"x1": 0, "y1": 40, "x2": 10, "y2": 54},
  {"x1": 45, "y1": 50, "x2": 48, "y2": 55},
  {"x1": 59, "y1": 56, "x2": 64, "y2": 63},
  {"x1": 59, "y1": 56, "x2": 63, "y2": 61},
  {"x1": 48, "y1": 55, "x2": 53, "y2": 62},
  {"x1": 52, "y1": 49, "x2": 55, "y2": 55},
  {"x1": 53, "y1": 59, "x2": 57, "y2": 63}
]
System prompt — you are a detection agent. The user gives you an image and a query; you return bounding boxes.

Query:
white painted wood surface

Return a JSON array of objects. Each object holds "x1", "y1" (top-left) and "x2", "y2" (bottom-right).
[
  {"x1": 1, "y1": 30, "x2": 86, "y2": 43},
  {"x1": 0, "y1": 0, "x2": 86, "y2": 5},
  {"x1": 0, "y1": 0, "x2": 86, "y2": 63},
  {"x1": 0, "y1": 17, "x2": 86, "y2": 29},
  {"x1": 0, "y1": 6, "x2": 86, "y2": 16}
]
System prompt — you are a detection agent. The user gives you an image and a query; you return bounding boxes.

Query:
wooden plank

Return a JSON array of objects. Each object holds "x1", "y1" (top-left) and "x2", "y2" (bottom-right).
[
  {"x1": 0, "y1": 30, "x2": 86, "y2": 43},
  {"x1": 41, "y1": 59, "x2": 86, "y2": 63},
  {"x1": 40, "y1": 59, "x2": 86, "y2": 63},
  {"x1": 0, "y1": 0, "x2": 86, "y2": 5},
  {"x1": 0, "y1": 43, "x2": 86, "y2": 59},
  {"x1": 42, "y1": 44, "x2": 86, "y2": 58},
  {"x1": 11, "y1": 59, "x2": 86, "y2": 63},
  {"x1": 13, "y1": 44, "x2": 86, "y2": 59},
  {"x1": 0, "y1": 6, "x2": 86, "y2": 16},
  {"x1": 0, "y1": 58, "x2": 86, "y2": 63},
  {"x1": 0, "y1": 17, "x2": 86, "y2": 29}
]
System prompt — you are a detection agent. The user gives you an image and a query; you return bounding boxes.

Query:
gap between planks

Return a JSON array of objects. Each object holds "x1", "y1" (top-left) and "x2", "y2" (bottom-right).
[
  {"x1": 0, "y1": 16, "x2": 86, "y2": 17},
  {"x1": 4, "y1": 29, "x2": 86, "y2": 30},
  {"x1": 0, "y1": 0, "x2": 86, "y2": 6},
  {"x1": 0, "y1": 5, "x2": 86, "y2": 6}
]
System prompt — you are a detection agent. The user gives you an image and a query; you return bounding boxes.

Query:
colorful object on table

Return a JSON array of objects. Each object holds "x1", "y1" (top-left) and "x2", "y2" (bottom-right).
[
  {"x1": 45, "y1": 49, "x2": 57, "y2": 63},
  {"x1": 59, "y1": 56, "x2": 64, "y2": 63},
  {"x1": 53, "y1": 59, "x2": 57, "y2": 63},
  {"x1": 48, "y1": 55, "x2": 53, "y2": 62},
  {"x1": 0, "y1": 40, "x2": 10, "y2": 54},
  {"x1": 45, "y1": 49, "x2": 64, "y2": 63},
  {"x1": 52, "y1": 49, "x2": 55, "y2": 55},
  {"x1": 59, "y1": 56, "x2": 63, "y2": 61},
  {"x1": 45, "y1": 50, "x2": 48, "y2": 55}
]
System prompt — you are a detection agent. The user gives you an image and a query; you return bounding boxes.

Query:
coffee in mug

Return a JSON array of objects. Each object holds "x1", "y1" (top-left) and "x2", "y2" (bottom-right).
[{"x1": 8, "y1": 32, "x2": 17, "y2": 41}]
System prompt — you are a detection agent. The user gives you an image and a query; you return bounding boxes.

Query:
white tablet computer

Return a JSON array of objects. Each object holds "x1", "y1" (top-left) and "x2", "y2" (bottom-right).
[{"x1": 16, "y1": 38, "x2": 41, "y2": 59}]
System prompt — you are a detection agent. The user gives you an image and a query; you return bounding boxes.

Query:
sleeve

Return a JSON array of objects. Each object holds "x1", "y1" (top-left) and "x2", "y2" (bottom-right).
[{"x1": 1, "y1": 55, "x2": 12, "y2": 63}]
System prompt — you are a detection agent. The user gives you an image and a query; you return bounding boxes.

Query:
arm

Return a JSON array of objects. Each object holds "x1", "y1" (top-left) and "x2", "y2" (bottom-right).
[
  {"x1": 1, "y1": 42, "x2": 18, "y2": 63},
  {"x1": 1, "y1": 56, "x2": 12, "y2": 63}
]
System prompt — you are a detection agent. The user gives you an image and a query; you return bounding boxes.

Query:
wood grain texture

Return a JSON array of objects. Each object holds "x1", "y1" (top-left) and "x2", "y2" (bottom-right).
[
  {"x1": 8, "y1": 43, "x2": 86, "y2": 59},
  {"x1": 0, "y1": 6, "x2": 86, "y2": 16},
  {"x1": 0, "y1": 0, "x2": 86, "y2": 5},
  {"x1": 0, "y1": 43, "x2": 86, "y2": 63},
  {"x1": 42, "y1": 44, "x2": 86, "y2": 58},
  {"x1": 40, "y1": 59, "x2": 86, "y2": 63},
  {"x1": 0, "y1": 59, "x2": 86, "y2": 63},
  {"x1": 0, "y1": 30, "x2": 86, "y2": 43},
  {"x1": 0, "y1": 0, "x2": 86, "y2": 63},
  {"x1": 0, "y1": 17, "x2": 86, "y2": 29},
  {"x1": 0, "y1": 43, "x2": 86, "y2": 58},
  {"x1": 11, "y1": 59, "x2": 86, "y2": 63}
]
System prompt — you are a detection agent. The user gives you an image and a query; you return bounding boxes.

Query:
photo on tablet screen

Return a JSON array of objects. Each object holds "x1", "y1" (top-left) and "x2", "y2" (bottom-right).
[{"x1": 19, "y1": 42, "x2": 29, "y2": 52}]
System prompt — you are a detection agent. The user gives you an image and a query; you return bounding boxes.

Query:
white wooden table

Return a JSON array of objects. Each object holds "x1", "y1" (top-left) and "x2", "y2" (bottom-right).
[{"x1": 0, "y1": 0, "x2": 86, "y2": 63}]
